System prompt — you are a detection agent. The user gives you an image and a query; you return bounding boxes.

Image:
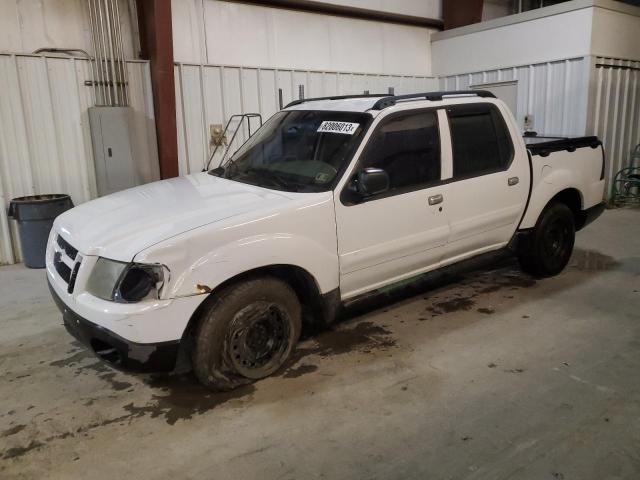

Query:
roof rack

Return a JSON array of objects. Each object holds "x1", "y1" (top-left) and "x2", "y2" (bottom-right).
[
  {"x1": 284, "y1": 93, "x2": 388, "y2": 109},
  {"x1": 282, "y1": 90, "x2": 497, "y2": 110},
  {"x1": 370, "y1": 90, "x2": 496, "y2": 109}
]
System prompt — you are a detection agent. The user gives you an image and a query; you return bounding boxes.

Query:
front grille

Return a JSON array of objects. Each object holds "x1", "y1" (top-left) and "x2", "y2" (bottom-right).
[
  {"x1": 56, "y1": 235, "x2": 78, "y2": 260},
  {"x1": 53, "y1": 251, "x2": 71, "y2": 282},
  {"x1": 53, "y1": 235, "x2": 81, "y2": 294},
  {"x1": 67, "y1": 262, "x2": 81, "y2": 294}
]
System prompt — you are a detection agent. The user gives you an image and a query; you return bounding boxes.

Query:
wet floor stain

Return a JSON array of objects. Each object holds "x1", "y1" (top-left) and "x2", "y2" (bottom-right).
[
  {"x1": 281, "y1": 364, "x2": 318, "y2": 379},
  {"x1": 99, "y1": 372, "x2": 133, "y2": 392},
  {"x1": 312, "y1": 322, "x2": 396, "y2": 356},
  {"x1": 119, "y1": 378, "x2": 256, "y2": 426},
  {"x1": 49, "y1": 350, "x2": 94, "y2": 368},
  {"x1": 1, "y1": 375, "x2": 258, "y2": 459},
  {"x1": 569, "y1": 249, "x2": 618, "y2": 271},
  {"x1": 342, "y1": 251, "x2": 538, "y2": 327},
  {"x1": 2, "y1": 440, "x2": 44, "y2": 460},
  {"x1": 504, "y1": 368, "x2": 525, "y2": 374},
  {"x1": 433, "y1": 297, "x2": 475, "y2": 313},
  {"x1": 1, "y1": 424, "x2": 26, "y2": 437},
  {"x1": 7, "y1": 248, "x2": 613, "y2": 461},
  {"x1": 477, "y1": 307, "x2": 495, "y2": 315}
]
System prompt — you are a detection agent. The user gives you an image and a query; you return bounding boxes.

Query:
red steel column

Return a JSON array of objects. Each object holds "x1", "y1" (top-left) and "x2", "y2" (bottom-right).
[
  {"x1": 136, "y1": 0, "x2": 179, "y2": 179},
  {"x1": 443, "y1": 0, "x2": 484, "y2": 30}
]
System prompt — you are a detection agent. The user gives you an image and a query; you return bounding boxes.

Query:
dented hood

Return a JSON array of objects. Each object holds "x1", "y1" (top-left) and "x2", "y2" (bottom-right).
[{"x1": 54, "y1": 173, "x2": 297, "y2": 261}]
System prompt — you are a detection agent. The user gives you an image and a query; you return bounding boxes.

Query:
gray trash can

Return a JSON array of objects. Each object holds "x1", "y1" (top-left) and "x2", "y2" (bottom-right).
[{"x1": 8, "y1": 194, "x2": 74, "y2": 268}]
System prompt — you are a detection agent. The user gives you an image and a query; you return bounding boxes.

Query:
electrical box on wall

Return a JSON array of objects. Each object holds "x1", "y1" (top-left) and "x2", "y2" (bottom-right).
[{"x1": 88, "y1": 107, "x2": 140, "y2": 197}]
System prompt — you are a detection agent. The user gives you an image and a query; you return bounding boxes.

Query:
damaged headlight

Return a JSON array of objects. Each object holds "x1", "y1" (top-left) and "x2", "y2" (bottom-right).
[{"x1": 86, "y1": 258, "x2": 167, "y2": 303}]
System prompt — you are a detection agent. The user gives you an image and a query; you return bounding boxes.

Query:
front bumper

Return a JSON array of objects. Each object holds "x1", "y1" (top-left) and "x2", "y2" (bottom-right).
[{"x1": 48, "y1": 278, "x2": 180, "y2": 372}]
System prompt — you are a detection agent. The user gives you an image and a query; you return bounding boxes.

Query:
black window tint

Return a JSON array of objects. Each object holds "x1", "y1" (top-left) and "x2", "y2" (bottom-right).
[
  {"x1": 448, "y1": 105, "x2": 514, "y2": 178},
  {"x1": 359, "y1": 111, "x2": 441, "y2": 192}
]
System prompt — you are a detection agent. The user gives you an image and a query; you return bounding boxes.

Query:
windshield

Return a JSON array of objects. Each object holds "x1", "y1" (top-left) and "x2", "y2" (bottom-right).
[{"x1": 211, "y1": 110, "x2": 373, "y2": 192}]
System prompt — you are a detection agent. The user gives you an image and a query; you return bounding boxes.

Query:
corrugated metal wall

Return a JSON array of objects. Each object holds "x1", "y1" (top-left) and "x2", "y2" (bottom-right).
[
  {"x1": 174, "y1": 63, "x2": 438, "y2": 173},
  {"x1": 0, "y1": 54, "x2": 158, "y2": 265},
  {"x1": 589, "y1": 57, "x2": 640, "y2": 196},
  {"x1": 439, "y1": 57, "x2": 591, "y2": 137},
  {"x1": 439, "y1": 55, "x2": 640, "y2": 197}
]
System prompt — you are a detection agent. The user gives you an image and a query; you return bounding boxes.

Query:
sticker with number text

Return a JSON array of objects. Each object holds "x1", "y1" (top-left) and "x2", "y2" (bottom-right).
[{"x1": 317, "y1": 121, "x2": 360, "y2": 135}]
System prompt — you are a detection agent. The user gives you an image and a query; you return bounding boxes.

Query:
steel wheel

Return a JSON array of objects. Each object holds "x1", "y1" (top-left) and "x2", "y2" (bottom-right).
[
  {"x1": 227, "y1": 302, "x2": 292, "y2": 379},
  {"x1": 541, "y1": 217, "x2": 572, "y2": 272}
]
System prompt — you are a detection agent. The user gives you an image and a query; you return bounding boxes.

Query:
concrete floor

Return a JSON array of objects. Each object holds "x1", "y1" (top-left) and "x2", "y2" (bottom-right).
[{"x1": 1, "y1": 208, "x2": 639, "y2": 480}]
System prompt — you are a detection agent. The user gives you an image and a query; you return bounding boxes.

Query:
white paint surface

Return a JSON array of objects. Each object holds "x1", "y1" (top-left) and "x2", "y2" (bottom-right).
[
  {"x1": 591, "y1": 7, "x2": 640, "y2": 61},
  {"x1": 432, "y1": 7, "x2": 594, "y2": 75},
  {"x1": 172, "y1": 0, "x2": 434, "y2": 75},
  {"x1": 46, "y1": 96, "x2": 604, "y2": 345},
  {"x1": 0, "y1": 0, "x2": 137, "y2": 58}
]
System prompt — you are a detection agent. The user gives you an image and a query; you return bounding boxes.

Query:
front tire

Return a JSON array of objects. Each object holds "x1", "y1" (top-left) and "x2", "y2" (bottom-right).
[
  {"x1": 192, "y1": 277, "x2": 301, "y2": 391},
  {"x1": 518, "y1": 202, "x2": 575, "y2": 278}
]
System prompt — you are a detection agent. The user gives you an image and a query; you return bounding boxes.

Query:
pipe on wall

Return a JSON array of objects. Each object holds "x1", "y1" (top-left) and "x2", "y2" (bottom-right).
[{"x1": 87, "y1": 0, "x2": 129, "y2": 106}]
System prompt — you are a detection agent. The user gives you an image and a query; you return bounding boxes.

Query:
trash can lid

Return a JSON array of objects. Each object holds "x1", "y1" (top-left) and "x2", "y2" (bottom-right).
[{"x1": 8, "y1": 194, "x2": 73, "y2": 220}]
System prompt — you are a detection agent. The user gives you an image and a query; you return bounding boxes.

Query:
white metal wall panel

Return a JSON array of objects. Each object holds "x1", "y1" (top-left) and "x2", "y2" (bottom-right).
[
  {"x1": 0, "y1": 0, "x2": 138, "y2": 59},
  {"x1": 175, "y1": 63, "x2": 438, "y2": 173},
  {"x1": 590, "y1": 57, "x2": 640, "y2": 196},
  {"x1": 439, "y1": 57, "x2": 590, "y2": 137},
  {"x1": 172, "y1": 0, "x2": 434, "y2": 75},
  {"x1": 0, "y1": 54, "x2": 158, "y2": 265}
]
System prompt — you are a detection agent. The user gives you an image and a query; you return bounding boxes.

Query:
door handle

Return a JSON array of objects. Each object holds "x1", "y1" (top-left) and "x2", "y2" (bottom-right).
[
  {"x1": 428, "y1": 194, "x2": 443, "y2": 205},
  {"x1": 508, "y1": 176, "x2": 519, "y2": 186}
]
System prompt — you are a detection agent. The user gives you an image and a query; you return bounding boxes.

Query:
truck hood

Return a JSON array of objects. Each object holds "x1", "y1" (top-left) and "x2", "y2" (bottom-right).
[{"x1": 55, "y1": 173, "x2": 298, "y2": 261}]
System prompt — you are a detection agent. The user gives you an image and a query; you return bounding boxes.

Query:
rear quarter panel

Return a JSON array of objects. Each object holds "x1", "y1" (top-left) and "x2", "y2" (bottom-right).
[{"x1": 520, "y1": 145, "x2": 605, "y2": 229}]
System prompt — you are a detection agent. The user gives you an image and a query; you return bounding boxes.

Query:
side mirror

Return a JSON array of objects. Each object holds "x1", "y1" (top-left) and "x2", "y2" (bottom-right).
[{"x1": 356, "y1": 168, "x2": 390, "y2": 197}]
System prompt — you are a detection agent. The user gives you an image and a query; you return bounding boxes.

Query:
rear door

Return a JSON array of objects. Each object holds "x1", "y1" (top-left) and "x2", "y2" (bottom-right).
[
  {"x1": 334, "y1": 108, "x2": 450, "y2": 299},
  {"x1": 441, "y1": 102, "x2": 529, "y2": 263}
]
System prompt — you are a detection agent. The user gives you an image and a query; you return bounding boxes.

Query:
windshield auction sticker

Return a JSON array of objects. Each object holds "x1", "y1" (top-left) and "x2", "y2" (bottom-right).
[{"x1": 317, "y1": 121, "x2": 359, "y2": 135}]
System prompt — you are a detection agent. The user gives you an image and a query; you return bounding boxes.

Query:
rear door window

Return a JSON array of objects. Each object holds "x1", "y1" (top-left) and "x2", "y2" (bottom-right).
[{"x1": 447, "y1": 104, "x2": 514, "y2": 179}]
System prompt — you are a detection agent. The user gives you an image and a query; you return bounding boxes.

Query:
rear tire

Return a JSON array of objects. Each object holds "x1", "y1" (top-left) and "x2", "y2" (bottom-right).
[
  {"x1": 192, "y1": 277, "x2": 301, "y2": 391},
  {"x1": 518, "y1": 202, "x2": 575, "y2": 278}
]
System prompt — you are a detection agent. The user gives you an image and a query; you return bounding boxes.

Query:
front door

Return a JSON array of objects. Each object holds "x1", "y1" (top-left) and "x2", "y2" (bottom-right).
[{"x1": 334, "y1": 108, "x2": 450, "y2": 300}]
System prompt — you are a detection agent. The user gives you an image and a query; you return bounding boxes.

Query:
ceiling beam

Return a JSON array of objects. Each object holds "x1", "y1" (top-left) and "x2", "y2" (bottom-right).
[{"x1": 221, "y1": 0, "x2": 444, "y2": 29}]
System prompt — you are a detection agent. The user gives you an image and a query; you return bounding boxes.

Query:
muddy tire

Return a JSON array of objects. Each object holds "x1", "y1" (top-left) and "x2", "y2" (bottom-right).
[
  {"x1": 518, "y1": 202, "x2": 575, "y2": 278},
  {"x1": 192, "y1": 277, "x2": 301, "y2": 391}
]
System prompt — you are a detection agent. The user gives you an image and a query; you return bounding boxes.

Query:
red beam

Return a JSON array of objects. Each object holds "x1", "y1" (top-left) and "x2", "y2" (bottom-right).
[
  {"x1": 136, "y1": 0, "x2": 179, "y2": 179},
  {"x1": 443, "y1": 0, "x2": 484, "y2": 30}
]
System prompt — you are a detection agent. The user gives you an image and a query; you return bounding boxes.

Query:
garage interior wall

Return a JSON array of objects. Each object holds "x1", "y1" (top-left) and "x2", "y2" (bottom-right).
[
  {"x1": 590, "y1": 58, "x2": 640, "y2": 196},
  {"x1": 0, "y1": 54, "x2": 158, "y2": 265},
  {"x1": 171, "y1": 0, "x2": 436, "y2": 75},
  {"x1": 171, "y1": 0, "x2": 440, "y2": 174},
  {"x1": 433, "y1": 0, "x2": 640, "y2": 197},
  {"x1": 175, "y1": 64, "x2": 438, "y2": 173},
  {"x1": 1, "y1": 0, "x2": 639, "y2": 265},
  {"x1": 439, "y1": 57, "x2": 591, "y2": 136}
]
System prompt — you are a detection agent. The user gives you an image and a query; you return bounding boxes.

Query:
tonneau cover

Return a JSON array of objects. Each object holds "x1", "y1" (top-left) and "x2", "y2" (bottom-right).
[{"x1": 524, "y1": 134, "x2": 601, "y2": 157}]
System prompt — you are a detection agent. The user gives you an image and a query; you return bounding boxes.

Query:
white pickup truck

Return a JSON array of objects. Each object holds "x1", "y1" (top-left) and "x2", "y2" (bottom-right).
[{"x1": 47, "y1": 90, "x2": 605, "y2": 390}]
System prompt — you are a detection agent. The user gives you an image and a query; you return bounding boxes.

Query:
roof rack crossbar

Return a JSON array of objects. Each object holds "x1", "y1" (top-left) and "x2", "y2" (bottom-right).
[
  {"x1": 284, "y1": 93, "x2": 389, "y2": 109},
  {"x1": 370, "y1": 90, "x2": 496, "y2": 110}
]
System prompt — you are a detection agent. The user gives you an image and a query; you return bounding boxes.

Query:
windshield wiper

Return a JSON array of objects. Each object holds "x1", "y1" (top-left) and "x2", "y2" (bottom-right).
[
  {"x1": 244, "y1": 167, "x2": 299, "y2": 191},
  {"x1": 208, "y1": 156, "x2": 240, "y2": 177}
]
